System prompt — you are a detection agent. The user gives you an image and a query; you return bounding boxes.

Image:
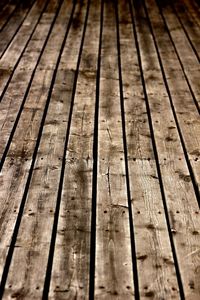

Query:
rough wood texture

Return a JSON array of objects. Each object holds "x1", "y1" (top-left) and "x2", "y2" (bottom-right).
[
  {"x1": 95, "y1": 1, "x2": 134, "y2": 298},
  {"x1": 133, "y1": 0, "x2": 200, "y2": 298},
  {"x1": 49, "y1": 0, "x2": 100, "y2": 298},
  {"x1": 0, "y1": 0, "x2": 199, "y2": 299},
  {"x1": 119, "y1": 0, "x2": 179, "y2": 298},
  {"x1": 0, "y1": 0, "x2": 35, "y2": 58}
]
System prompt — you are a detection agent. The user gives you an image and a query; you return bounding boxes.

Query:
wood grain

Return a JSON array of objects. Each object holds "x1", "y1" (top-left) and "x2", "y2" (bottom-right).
[
  {"x1": 119, "y1": 0, "x2": 180, "y2": 298},
  {"x1": 145, "y1": 0, "x2": 200, "y2": 208},
  {"x1": 0, "y1": 0, "x2": 35, "y2": 58},
  {"x1": 156, "y1": 0, "x2": 200, "y2": 110},
  {"x1": 0, "y1": 0, "x2": 199, "y2": 298},
  {"x1": 133, "y1": 0, "x2": 200, "y2": 298},
  {"x1": 0, "y1": 0, "x2": 74, "y2": 298},
  {"x1": 0, "y1": 0, "x2": 61, "y2": 161},
  {"x1": 49, "y1": 1, "x2": 101, "y2": 298},
  {"x1": 95, "y1": 1, "x2": 135, "y2": 298},
  {"x1": 0, "y1": 0, "x2": 48, "y2": 98}
]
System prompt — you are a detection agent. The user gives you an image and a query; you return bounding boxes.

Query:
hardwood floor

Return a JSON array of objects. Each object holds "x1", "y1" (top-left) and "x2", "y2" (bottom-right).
[{"x1": 0, "y1": 0, "x2": 199, "y2": 299}]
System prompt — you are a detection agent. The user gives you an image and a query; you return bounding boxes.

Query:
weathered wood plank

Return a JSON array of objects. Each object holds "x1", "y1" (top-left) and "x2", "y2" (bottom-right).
[
  {"x1": 0, "y1": 0, "x2": 62, "y2": 162},
  {"x1": 156, "y1": 0, "x2": 200, "y2": 110},
  {"x1": 0, "y1": 0, "x2": 75, "y2": 297},
  {"x1": 49, "y1": 1, "x2": 100, "y2": 298},
  {"x1": 0, "y1": 1, "x2": 18, "y2": 32},
  {"x1": 95, "y1": 1, "x2": 135, "y2": 298},
  {"x1": 182, "y1": 0, "x2": 200, "y2": 29},
  {"x1": 0, "y1": 0, "x2": 35, "y2": 58},
  {"x1": 172, "y1": 0, "x2": 200, "y2": 62},
  {"x1": 0, "y1": 0, "x2": 48, "y2": 98},
  {"x1": 118, "y1": 0, "x2": 180, "y2": 299},
  {"x1": 132, "y1": 0, "x2": 200, "y2": 298},
  {"x1": 0, "y1": 1, "x2": 94, "y2": 299},
  {"x1": 145, "y1": 0, "x2": 200, "y2": 207}
]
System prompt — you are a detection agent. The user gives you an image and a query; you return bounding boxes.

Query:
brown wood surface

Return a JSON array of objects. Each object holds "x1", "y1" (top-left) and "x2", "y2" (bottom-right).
[
  {"x1": 0, "y1": 1, "x2": 18, "y2": 32},
  {"x1": 0, "y1": 0, "x2": 199, "y2": 299},
  {"x1": 0, "y1": 0, "x2": 35, "y2": 58},
  {"x1": 0, "y1": 0, "x2": 48, "y2": 98},
  {"x1": 95, "y1": 1, "x2": 135, "y2": 298},
  {"x1": 49, "y1": 0, "x2": 100, "y2": 298},
  {"x1": 133, "y1": 0, "x2": 200, "y2": 298},
  {"x1": 119, "y1": 0, "x2": 180, "y2": 298}
]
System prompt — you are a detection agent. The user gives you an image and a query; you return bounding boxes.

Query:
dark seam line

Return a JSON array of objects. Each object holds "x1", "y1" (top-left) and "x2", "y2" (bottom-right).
[
  {"x1": 115, "y1": 0, "x2": 140, "y2": 298},
  {"x1": 89, "y1": 0, "x2": 104, "y2": 299},
  {"x1": 0, "y1": 0, "x2": 37, "y2": 60},
  {"x1": 0, "y1": 0, "x2": 64, "y2": 171},
  {"x1": 186, "y1": 0, "x2": 200, "y2": 29},
  {"x1": 0, "y1": 0, "x2": 50, "y2": 103},
  {"x1": 171, "y1": 1, "x2": 200, "y2": 63},
  {"x1": 130, "y1": 0, "x2": 185, "y2": 298},
  {"x1": 0, "y1": 0, "x2": 22, "y2": 34},
  {"x1": 155, "y1": 0, "x2": 200, "y2": 114},
  {"x1": 0, "y1": 1, "x2": 74, "y2": 298},
  {"x1": 42, "y1": 0, "x2": 91, "y2": 298},
  {"x1": 144, "y1": 0, "x2": 200, "y2": 207}
]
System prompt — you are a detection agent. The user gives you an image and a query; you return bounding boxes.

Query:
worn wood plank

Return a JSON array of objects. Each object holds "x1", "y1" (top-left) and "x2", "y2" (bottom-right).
[
  {"x1": 182, "y1": 0, "x2": 200, "y2": 29},
  {"x1": 94, "y1": 1, "x2": 135, "y2": 298},
  {"x1": 0, "y1": 0, "x2": 48, "y2": 98},
  {"x1": 0, "y1": 0, "x2": 19, "y2": 32},
  {"x1": 145, "y1": 0, "x2": 200, "y2": 208},
  {"x1": 0, "y1": 0, "x2": 62, "y2": 162},
  {"x1": 156, "y1": 0, "x2": 200, "y2": 109},
  {"x1": 0, "y1": 0, "x2": 75, "y2": 296},
  {"x1": 0, "y1": 0, "x2": 35, "y2": 58},
  {"x1": 172, "y1": 0, "x2": 200, "y2": 62},
  {"x1": 132, "y1": 0, "x2": 200, "y2": 298},
  {"x1": 49, "y1": 1, "x2": 100, "y2": 298},
  {"x1": 118, "y1": 0, "x2": 180, "y2": 299},
  {"x1": 0, "y1": 1, "x2": 199, "y2": 299},
  {"x1": 0, "y1": 1, "x2": 93, "y2": 299}
]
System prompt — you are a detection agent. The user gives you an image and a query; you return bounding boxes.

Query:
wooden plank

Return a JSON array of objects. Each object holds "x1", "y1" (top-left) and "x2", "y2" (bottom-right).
[
  {"x1": 94, "y1": 1, "x2": 135, "y2": 298},
  {"x1": 172, "y1": 0, "x2": 200, "y2": 62},
  {"x1": 0, "y1": 0, "x2": 75, "y2": 296},
  {"x1": 49, "y1": 1, "x2": 101, "y2": 298},
  {"x1": 182, "y1": 0, "x2": 200, "y2": 29},
  {"x1": 118, "y1": 0, "x2": 180, "y2": 299},
  {"x1": 0, "y1": 0, "x2": 62, "y2": 162},
  {"x1": 145, "y1": 0, "x2": 200, "y2": 207},
  {"x1": 155, "y1": 0, "x2": 200, "y2": 110},
  {"x1": 0, "y1": 1, "x2": 18, "y2": 32},
  {"x1": 132, "y1": 1, "x2": 200, "y2": 299},
  {"x1": 0, "y1": 0, "x2": 48, "y2": 98},
  {"x1": 0, "y1": 1, "x2": 89, "y2": 299},
  {"x1": 0, "y1": 0, "x2": 35, "y2": 58}
]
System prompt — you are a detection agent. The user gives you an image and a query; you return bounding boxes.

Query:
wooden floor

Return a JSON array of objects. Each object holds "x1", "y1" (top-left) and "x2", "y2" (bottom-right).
[{"x1": 0, "y1": 0, "x2": 199, "y2": 299}]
